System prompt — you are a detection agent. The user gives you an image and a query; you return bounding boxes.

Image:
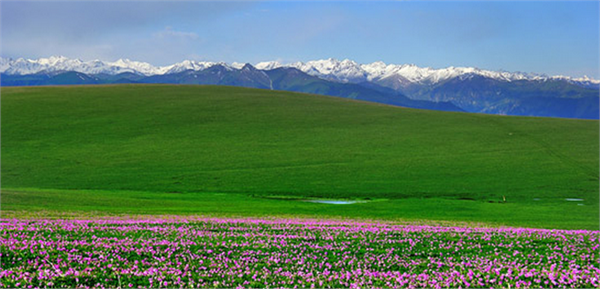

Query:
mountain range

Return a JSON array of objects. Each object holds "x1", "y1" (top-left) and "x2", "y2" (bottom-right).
[{"x1": 1, "y1": 56, "x2": 598, "y2": 119}]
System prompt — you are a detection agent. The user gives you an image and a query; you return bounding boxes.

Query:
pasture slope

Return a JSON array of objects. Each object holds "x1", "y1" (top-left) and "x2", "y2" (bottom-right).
[{"x1": 2, "y1": 84, "x2": 598, "y2": 229}]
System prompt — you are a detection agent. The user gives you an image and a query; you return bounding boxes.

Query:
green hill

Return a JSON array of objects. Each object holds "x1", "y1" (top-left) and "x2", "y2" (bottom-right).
[{"x1": 2, "y1": 85, "x2": 598, "y2": 229}]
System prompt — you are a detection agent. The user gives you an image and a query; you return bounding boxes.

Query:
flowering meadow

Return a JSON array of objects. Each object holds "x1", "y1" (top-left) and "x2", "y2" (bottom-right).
[{"x1": 1, "y1": 217, "x2": 598, "y2": 288}]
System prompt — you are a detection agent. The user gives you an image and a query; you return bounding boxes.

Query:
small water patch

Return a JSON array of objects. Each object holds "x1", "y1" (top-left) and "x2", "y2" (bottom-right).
[
  {"x1": 577, "y1": 204, "x2": 584, "y2": 206},
  {"x1": 565, "y1": 198, "x2": 584, "y2": 202},
  {"x1": 304, "y1": 200, "x2": 362, "y2": 205}
]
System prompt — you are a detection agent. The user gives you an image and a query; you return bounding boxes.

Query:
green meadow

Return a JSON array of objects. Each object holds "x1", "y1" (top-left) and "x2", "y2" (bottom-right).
[{"x1": 2, "y1": 85, "x2": 598, "y2": 229}]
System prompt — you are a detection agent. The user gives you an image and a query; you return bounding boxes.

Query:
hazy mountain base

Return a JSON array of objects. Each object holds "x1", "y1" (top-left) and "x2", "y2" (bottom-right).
[{"x1": 377, "y1": 74, "x2": 600, "y2": 119}]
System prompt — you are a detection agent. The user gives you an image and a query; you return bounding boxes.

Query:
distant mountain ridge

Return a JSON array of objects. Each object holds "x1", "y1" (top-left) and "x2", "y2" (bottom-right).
[
  {"x1": 257, "y1": 58, "x2": 600, "y2": 89},
  {"x1": 1, "y1": 56, "x2": 598, "y2": 119},
  {"x1": 0, "y1": 56, "x2": 231, "y2": 76},
  {"x1": 2, "y1": 56, "x2": 598, "y2": 87}
]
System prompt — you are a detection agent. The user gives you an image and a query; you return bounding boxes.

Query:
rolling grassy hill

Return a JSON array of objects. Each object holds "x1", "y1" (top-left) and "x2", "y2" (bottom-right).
[{"x1": 2, "y1": 84, "x2": 598, "y2": 229}]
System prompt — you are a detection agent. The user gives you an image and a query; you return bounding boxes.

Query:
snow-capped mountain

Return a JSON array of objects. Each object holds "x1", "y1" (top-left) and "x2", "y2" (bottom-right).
[
  {"x1": 0, "y1": 56, "x2": 232, "y2": 76},
  {"x1": 256, "y1": 58, "x2": 600, "y2": 87},
  {"x1": 256, "y1": 59, "x2": 369, "y2": 83},
  {"x1": 2, "y1": 56, "x2": 598, "y2": 88},
  {"x1": 163, "y1": 60, "x2": 233, "y2": 74}
]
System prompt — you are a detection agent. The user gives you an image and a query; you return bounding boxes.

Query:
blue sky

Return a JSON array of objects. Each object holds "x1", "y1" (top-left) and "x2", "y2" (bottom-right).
[{"x1": 1, "y1": 1, "x2": 599, "y2": 78}]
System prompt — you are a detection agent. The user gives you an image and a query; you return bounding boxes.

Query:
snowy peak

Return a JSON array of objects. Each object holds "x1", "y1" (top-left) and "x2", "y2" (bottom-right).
[
  {"x1": 255, "y1": 61, "x2": 282, "y2": 71},
  {"x1": 266, "y1": 58, "x2": 368, "y2": 83},
  {"x1": 0, "y1": 56, "x2": 149, "y2": 76},
  {"x1": 303, "y1": 58, "x2": 367, "y2": 82},
  {"x1": 0, "y1": 56, "x2": 235, "y2": 76},
  {"x1": 37, "y1": 55, "x2": 71, "y2": 66},
  {"x1": 272, "y1": 58, "x2": 553, "y2": 85},
  {"x1": 241, "y1": 63, "x2": 257, "y2": 71},
  {"x1": 1, "y1": 56, "x2": 597, "y2": 86},
  {"x1": 252, "y1": 58, "x2": 599, "y2": 87},
  {"x1": 108, "y1": 58, "x2": 160, "y2": 75},
  {"x1": 162, "y1": 60, "x2": 224, "y2": 74}
]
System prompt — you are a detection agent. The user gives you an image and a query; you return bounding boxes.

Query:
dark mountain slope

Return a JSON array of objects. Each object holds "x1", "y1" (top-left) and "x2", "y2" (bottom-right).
[{"x1": 265, "y1": 68, "x2": 462, "y2": 112}]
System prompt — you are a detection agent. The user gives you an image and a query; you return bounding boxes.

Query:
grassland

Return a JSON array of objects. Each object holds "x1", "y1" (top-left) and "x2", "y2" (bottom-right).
[{"x1": 2, "y1": 84, "x2": 598, "y2": 229}]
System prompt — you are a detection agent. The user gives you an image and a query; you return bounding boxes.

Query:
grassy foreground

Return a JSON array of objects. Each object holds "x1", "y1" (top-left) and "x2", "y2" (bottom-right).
[{"x1": 2, "y1": 84, "x2": 598, "y2": 229}]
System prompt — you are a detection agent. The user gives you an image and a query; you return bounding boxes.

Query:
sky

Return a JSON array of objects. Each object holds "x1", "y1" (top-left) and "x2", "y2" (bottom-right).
[{"x1": 1, "y1": 1, "x2": 599, "y2": 78}]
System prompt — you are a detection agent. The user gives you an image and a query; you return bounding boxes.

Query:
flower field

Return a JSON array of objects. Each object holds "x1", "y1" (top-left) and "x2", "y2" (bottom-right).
[{"x1": 1, "y1": 217, "x2": 598, "y2": 288}]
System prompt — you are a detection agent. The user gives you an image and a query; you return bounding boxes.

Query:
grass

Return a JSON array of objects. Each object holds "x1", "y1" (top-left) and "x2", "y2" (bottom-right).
[
  {"x1": 1, "y1": 84, "x2": 598, "y2": 229},
  {"x1": 2, "y1": 188, "x2": 598, "y2": 230}
]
